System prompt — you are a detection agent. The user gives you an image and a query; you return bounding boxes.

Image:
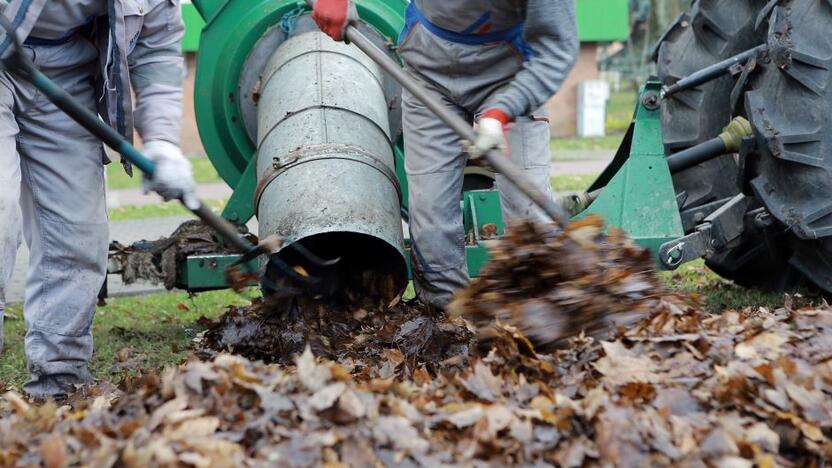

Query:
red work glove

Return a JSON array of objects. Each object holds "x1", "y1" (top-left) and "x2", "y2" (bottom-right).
[
  {"x1": 312, "y1": 0, "x2": 359, "y2": 41},
  {"x1": 469, "y1": 108, "x2": 511, "y2": 159}
]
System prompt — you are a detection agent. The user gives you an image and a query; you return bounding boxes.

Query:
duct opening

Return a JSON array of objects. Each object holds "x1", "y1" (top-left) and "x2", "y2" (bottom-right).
[{"x1": 265, "y1": 232, "x2": 408, "y2": 304}]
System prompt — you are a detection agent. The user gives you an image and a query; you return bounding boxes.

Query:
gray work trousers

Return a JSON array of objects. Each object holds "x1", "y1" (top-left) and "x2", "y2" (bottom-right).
[
  {"x1": 400, "y1": 23, "x2": 555, "y2": 309},
  {"x1": 0, "y1": 37, "x2": 108, "y2": 397}
]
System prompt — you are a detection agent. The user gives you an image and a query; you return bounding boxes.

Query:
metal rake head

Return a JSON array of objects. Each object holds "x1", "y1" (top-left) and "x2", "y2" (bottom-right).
[{"x1": 229, "y1": 235, "x2": 341, "y2": 297}]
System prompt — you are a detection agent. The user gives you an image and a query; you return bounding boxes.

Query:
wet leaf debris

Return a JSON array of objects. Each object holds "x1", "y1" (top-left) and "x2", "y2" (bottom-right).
[
  {"x1": 109, "y1": 220, "x2": 253, "y2": 290},
  {"x1": 200, "y1": 299, "x2": 475, "y2": 378}
]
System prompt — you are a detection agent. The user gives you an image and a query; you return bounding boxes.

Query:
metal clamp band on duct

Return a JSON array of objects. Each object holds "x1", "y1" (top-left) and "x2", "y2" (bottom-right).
[
  {"x1": 254, "y1": 144, "x2": 402, "y2": 213},
  {"x1": 254, "y1": 30, "x2": 407, "y2": 295}
]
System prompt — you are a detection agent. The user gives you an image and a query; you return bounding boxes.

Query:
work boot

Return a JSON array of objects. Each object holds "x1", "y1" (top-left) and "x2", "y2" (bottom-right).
[
  {"x1": 27, "y1": 392, "x2": 69, "y2": 406},
  {"x1": 23, "y1": 373, "x2": 84, "y2": 401}
]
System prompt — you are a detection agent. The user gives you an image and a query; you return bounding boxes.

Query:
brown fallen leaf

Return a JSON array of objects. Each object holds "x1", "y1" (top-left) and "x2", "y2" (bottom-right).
[
  {"x1": 39, "y1": 433, "x2": 67, "y2": 468},
  {"x1": 460, "y1": 361, "x2": 503, "y2": 402},
  {"x1": 167, "y1": 416, "x2": 221, "y2": 440}
]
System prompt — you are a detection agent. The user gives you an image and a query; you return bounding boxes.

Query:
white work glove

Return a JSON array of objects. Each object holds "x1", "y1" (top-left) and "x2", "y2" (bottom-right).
[
  {"x1": 141, "y1": 140, "x2": 199, "y2": 210},
  {"x1": 469, "y1": 108, "x2": 510, "y2": 159}
]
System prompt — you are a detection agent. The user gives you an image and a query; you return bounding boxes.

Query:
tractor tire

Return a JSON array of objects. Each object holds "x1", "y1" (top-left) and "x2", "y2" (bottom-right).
[
  {"x1": 654, "y1": 0, "x2": 805, "y2": 290},
  {"x1": 656, "y1": 0, "x2": 767, "y2": 210},
  {"x1": 743, "y1": 0, "x2": 832, "y2": 293}
]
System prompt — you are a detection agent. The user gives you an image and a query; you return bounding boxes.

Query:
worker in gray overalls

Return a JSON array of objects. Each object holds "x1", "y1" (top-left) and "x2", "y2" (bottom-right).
[
  {"x1": 313, "y1": 0, "x2": 579, "y2": 309},
  {"x1": 0, "y1": 0, "x2": 196, "y2": 398}
]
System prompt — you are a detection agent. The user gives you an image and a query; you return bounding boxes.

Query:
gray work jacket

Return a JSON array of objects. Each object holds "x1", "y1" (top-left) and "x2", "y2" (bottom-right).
[{"x1": 1, "y1": 0, "x2": 185, "y2": 174}]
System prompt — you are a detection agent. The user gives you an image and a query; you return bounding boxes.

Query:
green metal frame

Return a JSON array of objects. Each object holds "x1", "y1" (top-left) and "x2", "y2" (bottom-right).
[
  {"x1": 578, "y1": 80, "x2": 684, "y2": 254},
  {"x1": 180, "y1": 255, "x2": 256, "y2": 291},
  {"x1": 176, "y1": 80, "x2": 683, "y2": 290},
  {"x1": 182, "y1": 189, "x2": 505, "y2": 290},
  {"x1": 462, "y1": 190, "x2": 504, "y2": 276}
]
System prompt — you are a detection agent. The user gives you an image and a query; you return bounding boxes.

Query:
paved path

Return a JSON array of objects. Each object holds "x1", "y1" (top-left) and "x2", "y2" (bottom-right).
[
  {"x1": 106, "y1": 182, "x2": 231, "y2": 208},
  {"x1": 553, "y1": 149, "x2": 615, "y2": 161},
  {"x1": 550, "y1": 149, "x2": 613, "y2": 176},
  {"x1": 551, "y1": 158, "x2": 612, "y2": 176}
]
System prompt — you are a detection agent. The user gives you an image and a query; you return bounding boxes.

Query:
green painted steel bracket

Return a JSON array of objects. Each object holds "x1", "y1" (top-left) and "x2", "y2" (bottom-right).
[
  {"x1": 220, "y1": 158, "x2": 257, "y2": 224},
  {"x1": 577, "y1": 80, "x2": 684, "y2": 255},
  {"x1": 180, "y1": 255, "x2": 256, "y2": 291},
  {"x1": 462, "y1": 189, "x2": 504, "y2": 277}
]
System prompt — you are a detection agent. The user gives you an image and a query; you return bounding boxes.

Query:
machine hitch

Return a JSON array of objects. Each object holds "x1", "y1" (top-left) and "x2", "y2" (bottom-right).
[{"x1": 659, "y1": 194, "x2": 752, "y2": 269}]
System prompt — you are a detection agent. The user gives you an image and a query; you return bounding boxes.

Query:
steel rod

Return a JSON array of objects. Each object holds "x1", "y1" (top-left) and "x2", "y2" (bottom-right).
[
  {"x1": 666, "y1": 137, "x2": 728, "y2": 174},
  {"x1": 662, "y1": 44, "x2": 765, "y2": 98}
]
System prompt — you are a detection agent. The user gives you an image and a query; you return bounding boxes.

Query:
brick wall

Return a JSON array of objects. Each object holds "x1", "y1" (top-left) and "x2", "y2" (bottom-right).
[{"x1": 546, "y1": 42, "x2": 600, "y2": 137}]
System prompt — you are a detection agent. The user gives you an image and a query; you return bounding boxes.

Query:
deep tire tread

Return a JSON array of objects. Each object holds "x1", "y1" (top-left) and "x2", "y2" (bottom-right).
[{"x1": 744, "y1": 0, "x2": 832, "y2": 291}]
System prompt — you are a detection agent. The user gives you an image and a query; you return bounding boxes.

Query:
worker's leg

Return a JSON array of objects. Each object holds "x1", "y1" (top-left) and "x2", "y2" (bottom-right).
[
  {"x1": 403, "y1": 84, "x2": 471, "y2": 309},
  {"x1": 493, "y1": 107, "x2": 555, "y2": 223},
  {"x1": 16, "y1": 39, "x2": 108, "y2": 397},
  {"x1": 0, "y1": 74, "x2": 21, "y2": 354}
]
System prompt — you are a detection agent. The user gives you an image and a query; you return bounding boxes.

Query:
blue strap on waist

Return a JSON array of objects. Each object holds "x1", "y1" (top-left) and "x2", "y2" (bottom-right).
[
  {"x1": 24, "y1": 34, "x2": 76, "y2": 46},
  {"x1": 399, "y1": 3, "x2": 532, "y2": 60},
  {"x1": 24, "y1": 16, "x2": 96, "y2": 47}
]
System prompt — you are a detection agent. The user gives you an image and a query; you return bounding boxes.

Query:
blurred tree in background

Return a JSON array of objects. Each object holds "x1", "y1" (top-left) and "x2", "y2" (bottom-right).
[{"x1": 603, "y1": 0, "x2": 690, "y2": 88}]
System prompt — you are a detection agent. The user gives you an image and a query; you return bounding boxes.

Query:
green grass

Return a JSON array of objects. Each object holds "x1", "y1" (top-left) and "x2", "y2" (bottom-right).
[
  {"x1": 658, "y1": 259, "x2": 816, "y2": 312},
  {"x1": 551, "y1": 174, "x2": 597, "y2": 192},
  {"x1": 606, "y1": 90, "x2": 637, "y2": 134},
  {"x1": 550, "y1": 134, "x2": 624, "y2": 152},
  {"x1": 106, "y1": 157, "x2": 222, "y2": 190},
  {"x1": 0, "y1": 289, "x2": 257, "y2": 390},
  {"x1": 108, "y1": 198, "x2": 227, "y2": 222}
]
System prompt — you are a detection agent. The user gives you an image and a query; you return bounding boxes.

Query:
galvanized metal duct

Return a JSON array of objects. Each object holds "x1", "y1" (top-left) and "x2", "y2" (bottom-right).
[{"x1": 255, "y1": 31, "x2": 406, "y2": 296}]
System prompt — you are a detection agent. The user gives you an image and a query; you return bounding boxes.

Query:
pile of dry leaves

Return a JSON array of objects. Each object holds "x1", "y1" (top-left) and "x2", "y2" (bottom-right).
[
  {"x1": 2, "y1": 218, "x2": 831, "y2": 466},
  {"x1": 2, "y1": 299, "x2": 832, "y2": 466}
]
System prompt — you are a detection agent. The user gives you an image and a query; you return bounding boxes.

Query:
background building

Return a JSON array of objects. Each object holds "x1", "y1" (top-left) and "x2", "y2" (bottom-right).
[{"x1": 178, "y1": 0, "x2": 630, "y2": 151}]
